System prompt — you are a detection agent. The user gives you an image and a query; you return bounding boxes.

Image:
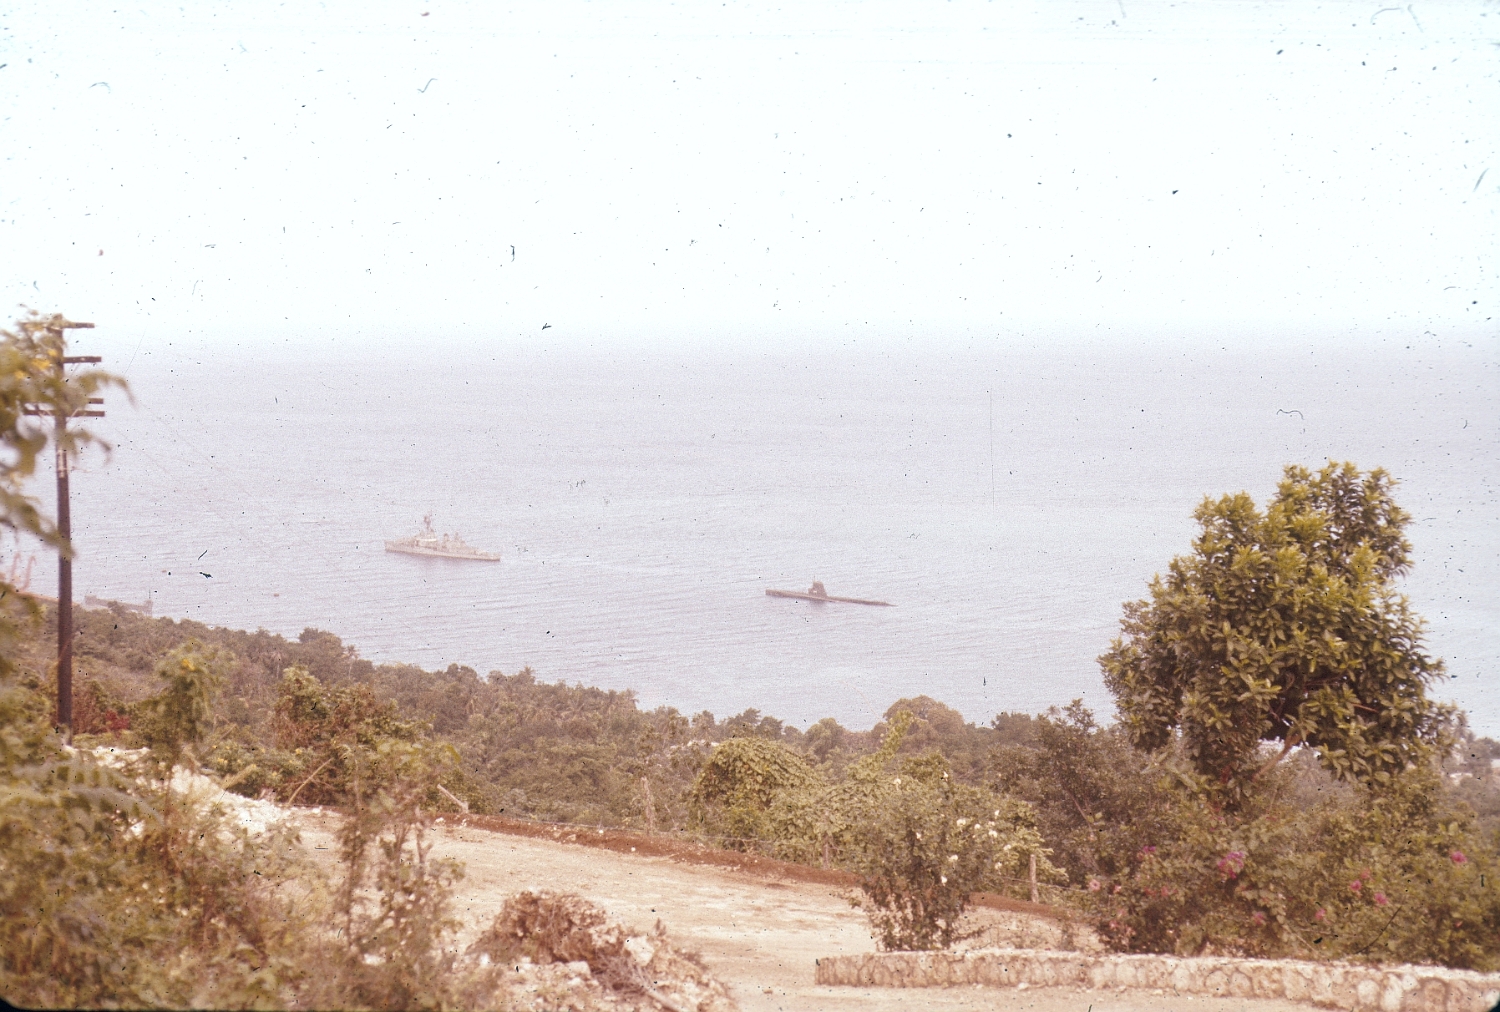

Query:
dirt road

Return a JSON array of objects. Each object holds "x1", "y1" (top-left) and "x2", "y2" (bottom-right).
[{"x1": 294, "y1": 810, "x2": 1322, "y2": 1012}]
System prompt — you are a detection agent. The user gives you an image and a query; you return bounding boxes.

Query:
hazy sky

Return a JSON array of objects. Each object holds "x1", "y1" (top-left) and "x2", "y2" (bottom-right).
[{"x1": 2, "y1": 0, "x2": 1496, "y2": 354}]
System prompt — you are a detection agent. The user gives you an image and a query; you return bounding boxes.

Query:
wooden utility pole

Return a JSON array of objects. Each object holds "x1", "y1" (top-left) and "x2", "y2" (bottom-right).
[{"x1": 24, "y1": 319, "x2": 102, "y2": 742}]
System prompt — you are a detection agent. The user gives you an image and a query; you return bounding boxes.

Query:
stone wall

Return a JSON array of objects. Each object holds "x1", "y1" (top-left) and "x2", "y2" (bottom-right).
[{"x1": 813, "y1": 948, "x2": 1500, "y2": 1012}]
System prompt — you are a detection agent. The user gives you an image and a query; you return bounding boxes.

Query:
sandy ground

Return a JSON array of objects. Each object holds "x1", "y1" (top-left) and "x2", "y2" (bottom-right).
[{"x1": 290, "y1": 809, "x2": 1325, "y2": 1012}]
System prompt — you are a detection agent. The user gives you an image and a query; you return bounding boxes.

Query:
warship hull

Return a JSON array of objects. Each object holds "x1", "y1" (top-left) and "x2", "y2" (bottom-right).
[{"x1": 384, "y1": 541, "x2": 501, "y2": 562}]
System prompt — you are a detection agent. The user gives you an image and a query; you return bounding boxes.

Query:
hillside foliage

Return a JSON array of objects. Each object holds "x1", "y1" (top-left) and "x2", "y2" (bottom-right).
[
  {"x1": 17, "y1": 588, "x2": 1500, "y2": 967},
  {"x1": 17, "y1": 582, "x2": 1500, "y2": 969}
]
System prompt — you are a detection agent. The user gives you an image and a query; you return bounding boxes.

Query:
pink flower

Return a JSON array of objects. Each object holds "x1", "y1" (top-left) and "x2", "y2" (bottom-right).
[
  {"x1": 1216, "y1": 850, "x2": 1247, "y2": 880},
  {"x1": 1452, "y1": 850, "x2": 1468, "y2": 865},
  {"x1": 1251, "y1": 911, "x2": 1267, "y2": 927},
  {"x1": 1374, "y1": 892, "x2": 1388, "y2": 906},
  {"x1": 1349, "y1": 879, "x2": 1362, "y2": 893},
  {"x1": 1140, "y1": 845, "x2": 1157, "y2": 856},
  {"x1": 1315, "y1": 908, "x2": 1326, "y2": 921},
  {"x1": 1088, "y1": 879, "x2": 1102, "y2": 892}
]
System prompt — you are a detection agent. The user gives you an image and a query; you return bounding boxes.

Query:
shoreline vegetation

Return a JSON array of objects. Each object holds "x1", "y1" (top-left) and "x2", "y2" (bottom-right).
[
  {"x1": 27, "y1": 594, "x2": 1500, "y2": 937},
  {"x1": 27, "y1": 597, "x2": 1045, "y2": 843}
]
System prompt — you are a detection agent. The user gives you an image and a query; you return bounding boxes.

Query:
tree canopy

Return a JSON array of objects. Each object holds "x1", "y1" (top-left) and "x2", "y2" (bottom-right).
[{"x1": 1099, "y1": 461, "x2": 1448, "y2": 799}]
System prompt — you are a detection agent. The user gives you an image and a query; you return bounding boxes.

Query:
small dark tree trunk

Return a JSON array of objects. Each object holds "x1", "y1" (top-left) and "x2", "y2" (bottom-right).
[{"x1": 641, "y1": 777, "x2": 656, "y2": 835}]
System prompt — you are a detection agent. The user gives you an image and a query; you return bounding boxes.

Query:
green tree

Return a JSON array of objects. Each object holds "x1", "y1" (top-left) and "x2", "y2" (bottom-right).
[
  {"x1": 990, "y1": 700, "x2": 1182, "y2": 886},
  {"x1": 1100, "y1": 462, "x2": 1448, "y2": 801}
]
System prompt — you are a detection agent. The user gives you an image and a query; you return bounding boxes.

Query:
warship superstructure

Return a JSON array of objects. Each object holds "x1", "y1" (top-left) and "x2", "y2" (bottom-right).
[{"x1": 384, "y1": 515, "x2": 501, "y2": 562}]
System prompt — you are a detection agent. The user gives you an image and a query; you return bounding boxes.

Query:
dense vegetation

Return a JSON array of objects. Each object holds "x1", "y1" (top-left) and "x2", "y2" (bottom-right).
[
  {"x1": 994, "y1": 702, "x2": 1500, "y2": 965},
  {"x1": 2, "y1": 623, "x2": 654, "y2": 1008},
  {"x1": 1029, "y1": 463, "x2": 1500, "y2": 964},
  {"x1": 33, "y1": 603, "x2": 1040, "y2": 831},
  {"x1": 33, "y1": 590, "x2": 1500, "y2": 968}
]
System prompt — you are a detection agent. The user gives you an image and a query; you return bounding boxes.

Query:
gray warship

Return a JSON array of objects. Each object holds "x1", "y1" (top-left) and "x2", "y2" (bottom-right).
[{"x1": 384, "y1": 515, "x2": 502, "y2": 562}]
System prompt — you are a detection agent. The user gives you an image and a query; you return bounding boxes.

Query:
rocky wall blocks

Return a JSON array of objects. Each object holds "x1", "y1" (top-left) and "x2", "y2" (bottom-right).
[{"x1": 812, "y1": 949, "x2": 1500, "y2": 1012}]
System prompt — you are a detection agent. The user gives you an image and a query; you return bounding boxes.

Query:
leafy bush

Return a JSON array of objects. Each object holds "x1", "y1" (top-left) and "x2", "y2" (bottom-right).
[
  {"x1": 684, "y1": 710, "x2": 1061, "y2": 949},
  {"x1": 684, "y1": 710, "x2": 919, "y2": 865},
  {"x1": 131, "y1": 640, "x2": 228, "y2": 768},
  {"x1": 70, "y1": 678, "x2": 132, "y2": 736},
  {"x1": 1092, "y1": 764, "x2": 1500, "y2": 969},
  {"x1": 688, "y1": 735, "x2": 819, "y2": 845},
  {"x1": 848, "y1": 768, "x2": 1059, "y2": 950},
  {"x1": 4, "y1": 652, "x2": 498, "y2": 1009},
  {"x1": 993, "y1": 698, "x2": 1500, "y2": 968},
  {"x1": 203, "y1": 664, "x2": 480, "y2": 814},
  {"x1": 990, "y1": 700, "x2": 1187, "y2": 888},
  {"x1": 0, "y1": 671, "x2": 325, "y2": 1008},
  {"x1": 302, "y1": 736, "x2": 471, "y2": 1011}
]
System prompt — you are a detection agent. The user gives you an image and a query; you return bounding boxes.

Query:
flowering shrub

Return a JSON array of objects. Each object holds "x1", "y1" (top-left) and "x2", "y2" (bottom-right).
[
  {"x1": 847, "y1": 772, "x2": 1060, "y2": 950},
  {"x1": 1215, "y1": 850, "x2": 1246, "y2": 880},
  {"x1": 729, "y1": 711, "x2": 1068, "y2": 951},
  {"x1": 1086, "y1": 764, "x2": 1500, "y2": 969}
]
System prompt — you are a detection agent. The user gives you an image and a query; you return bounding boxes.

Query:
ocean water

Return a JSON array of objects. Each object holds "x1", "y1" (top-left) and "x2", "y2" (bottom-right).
[{"x1": 30, "y1": 340, "x2": 1500, "y2": 734}]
